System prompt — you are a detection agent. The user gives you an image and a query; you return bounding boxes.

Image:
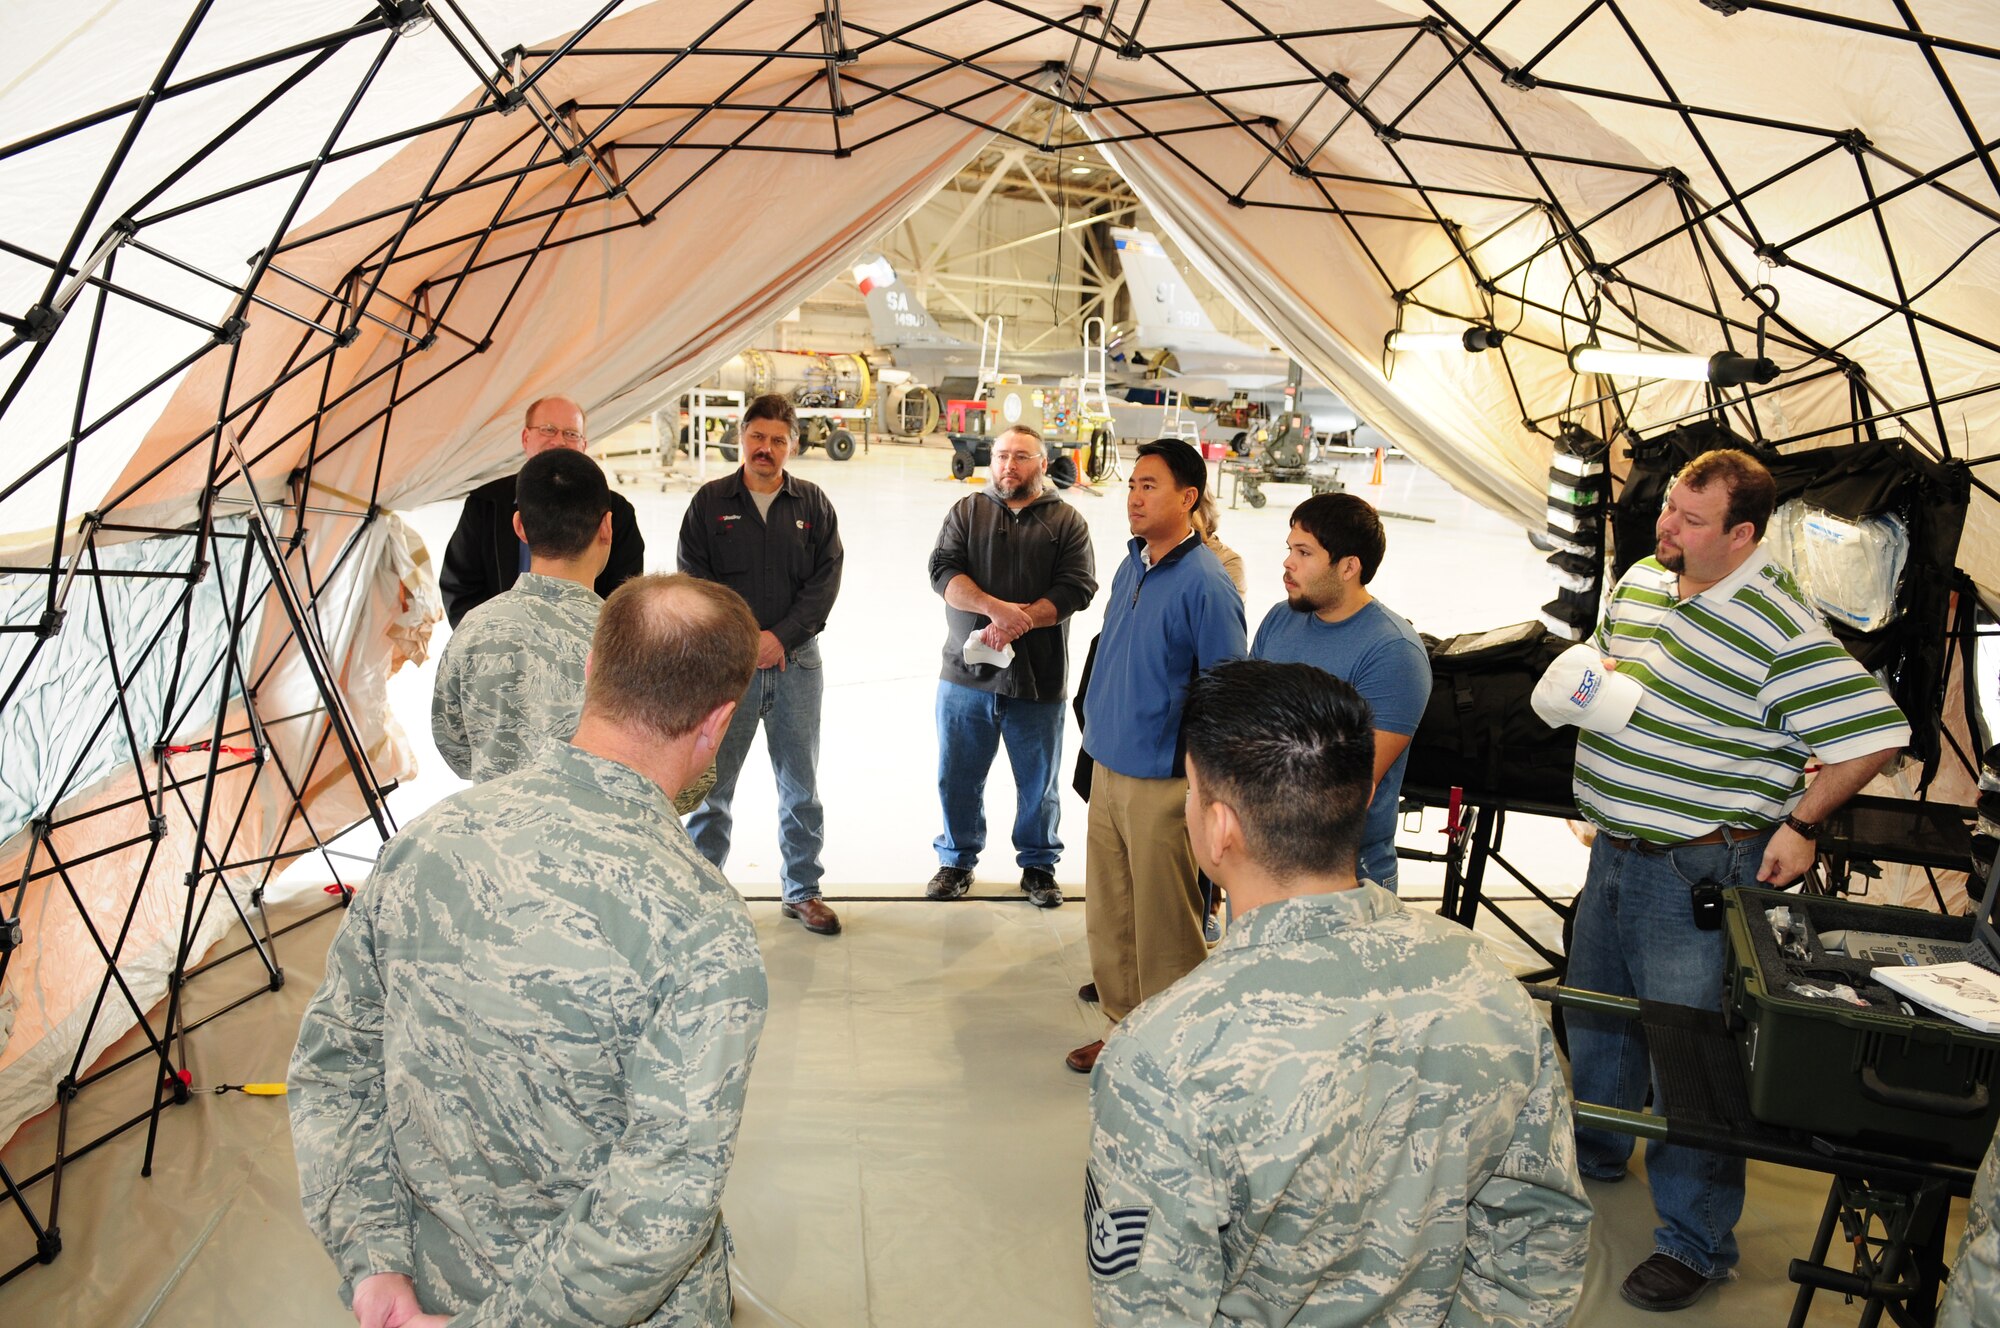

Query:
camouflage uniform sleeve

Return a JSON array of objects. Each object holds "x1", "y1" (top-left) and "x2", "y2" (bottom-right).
[
  {"x1": 1450, "y1": 1019, "x2": 1592, "y2": 1326},
  {"x1": 453, "y1": 906, "x2": 767, "y2": 1328},
  {"x1": 1940, "y1": 1132, "x2": 2000, "y2": 1328},
  {"x1": 1087, "y1": 1040, "x2": 1226, "y2": 1326},
  {"x1": 673, "y1": 761, "x2": 718, "y2": 818},
  {"x1": 429, "y1": 637, "x2": 474, "y2": 779},
  {"x1": 288, "y1": 887, "x2": 416, "y2": 1304}
]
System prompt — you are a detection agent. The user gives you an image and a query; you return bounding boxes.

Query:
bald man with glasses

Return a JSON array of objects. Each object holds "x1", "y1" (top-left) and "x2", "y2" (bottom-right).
[{"x1": 439, "y1": 395, "x2": 647, "y2": 627}]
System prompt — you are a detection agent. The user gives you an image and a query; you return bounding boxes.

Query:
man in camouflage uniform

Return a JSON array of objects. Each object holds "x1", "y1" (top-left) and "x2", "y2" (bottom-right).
[
  {"x1": 292, "y1": 574, "x2": 766, "y2": 1328},
  {"x1": 1088, "y1": 659, "x2": 1591, "y2": 1326},
  {"x1": 1941, "y1": 1134, "x2": 2000, "y2": 1326},
  {"x1": 430, "y1": 447, "x2": 611, "y2": 784}
]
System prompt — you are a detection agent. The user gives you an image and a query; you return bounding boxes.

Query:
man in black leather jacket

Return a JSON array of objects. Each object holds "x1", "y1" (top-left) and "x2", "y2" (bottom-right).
[{"x1": 438, "y1": 396, "x2": 644, "y2": 627}]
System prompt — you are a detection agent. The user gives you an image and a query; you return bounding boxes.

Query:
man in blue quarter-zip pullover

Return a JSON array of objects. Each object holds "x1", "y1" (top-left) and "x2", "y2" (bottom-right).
[{"x1": 1067, "y1": 439, "x2": 1245, "y2": 1074}]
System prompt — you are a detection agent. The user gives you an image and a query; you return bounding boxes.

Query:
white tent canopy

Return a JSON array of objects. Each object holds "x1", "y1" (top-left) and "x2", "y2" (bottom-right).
[{"x1": 3, "y1": 0, "x2": 1998, "y2": 1283}]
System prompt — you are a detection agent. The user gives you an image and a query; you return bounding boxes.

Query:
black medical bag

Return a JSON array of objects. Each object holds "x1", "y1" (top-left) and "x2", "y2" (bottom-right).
[{"x1": 1403, "y1": 621, "x2": 1578, "y2": 809}]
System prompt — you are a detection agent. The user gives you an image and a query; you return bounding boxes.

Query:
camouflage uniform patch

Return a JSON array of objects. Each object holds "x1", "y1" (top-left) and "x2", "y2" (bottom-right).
[{"x1": 1941, "y1": 1133, "x2": 2000, "y2": 1327}]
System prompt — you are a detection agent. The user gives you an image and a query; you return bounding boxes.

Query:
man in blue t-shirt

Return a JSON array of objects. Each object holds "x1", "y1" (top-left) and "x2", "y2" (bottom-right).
[{"x1": 1252, "y1": 493, "x2": 1430, "y2": 892}]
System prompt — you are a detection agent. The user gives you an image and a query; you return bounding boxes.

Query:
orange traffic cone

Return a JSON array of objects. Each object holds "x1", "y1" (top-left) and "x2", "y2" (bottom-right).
[{"x1": 1369, "y1": 447, "x2": 1385, "y2": 485}]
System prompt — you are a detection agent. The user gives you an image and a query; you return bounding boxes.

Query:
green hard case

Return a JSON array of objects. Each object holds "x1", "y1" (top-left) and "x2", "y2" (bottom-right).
[{"x1": 1723, "y1": 886, "x2": 2000, "y2": 1163}]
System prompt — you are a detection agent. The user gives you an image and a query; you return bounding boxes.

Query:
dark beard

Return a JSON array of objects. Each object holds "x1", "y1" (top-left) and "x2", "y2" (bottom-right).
[
  {"x1": 996, "y1": 475, "x2": 1039, "y2": 502},
  {"x1": 1656, "y1": 543, "x2": 1683, "y2": 572}
]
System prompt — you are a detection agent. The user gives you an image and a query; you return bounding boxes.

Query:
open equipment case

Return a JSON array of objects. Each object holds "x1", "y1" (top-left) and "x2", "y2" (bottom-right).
[
  {"x1": 1724, "y1": 884, "x2": 2000, "y2": 1166},
  {"x1": 1539, "y1": 869, "x2": 2000, "y2": 1326}
]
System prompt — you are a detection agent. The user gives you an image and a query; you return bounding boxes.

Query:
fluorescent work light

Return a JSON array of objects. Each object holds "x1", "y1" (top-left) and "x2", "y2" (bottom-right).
[
  {"x1": 1385, "y1": 327, "x2": 1506, "y2": 353},
  {"x1": 1569, "y1": 345, "x2": 1778, "y2": 388}
]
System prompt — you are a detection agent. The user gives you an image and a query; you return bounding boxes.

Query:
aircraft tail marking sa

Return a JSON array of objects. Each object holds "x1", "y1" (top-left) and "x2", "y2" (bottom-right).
[{"x1": 854, "y1": 256, "x2": 967, "y2": 351}]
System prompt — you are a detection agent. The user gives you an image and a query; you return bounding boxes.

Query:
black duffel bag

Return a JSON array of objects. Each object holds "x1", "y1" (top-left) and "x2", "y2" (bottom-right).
[{"x1": 1403, "y1": 621, "x2": 1579, "y2": 810}]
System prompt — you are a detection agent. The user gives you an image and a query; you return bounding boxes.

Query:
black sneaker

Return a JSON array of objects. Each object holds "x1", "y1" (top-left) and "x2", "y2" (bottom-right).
[
  {"x1": 926, "y1": 866, "x2": 973, "y2": 900},
  {"x1": 1020, "y1": 867, "x2": 1063, "y2": 909}
]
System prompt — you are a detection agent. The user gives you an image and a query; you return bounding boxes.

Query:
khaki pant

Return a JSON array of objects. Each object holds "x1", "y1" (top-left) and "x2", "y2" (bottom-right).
[{"x1": 1084, "y1": 761, "x2": 1206, "y2": 1022}]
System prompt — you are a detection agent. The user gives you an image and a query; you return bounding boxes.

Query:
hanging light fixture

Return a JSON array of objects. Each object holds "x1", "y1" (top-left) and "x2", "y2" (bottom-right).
[
  {"x1": 1568, "y1": 345, "x2": 1778, "y2": 388},
  {"x1": 1384, "y1": 326, "x2": 1506, "y2": 353}
]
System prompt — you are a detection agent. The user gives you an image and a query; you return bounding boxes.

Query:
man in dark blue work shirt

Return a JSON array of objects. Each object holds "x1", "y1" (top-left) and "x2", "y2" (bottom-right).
[{"x1": 677, "y1": 394, "x2": 844, "y2": 936}]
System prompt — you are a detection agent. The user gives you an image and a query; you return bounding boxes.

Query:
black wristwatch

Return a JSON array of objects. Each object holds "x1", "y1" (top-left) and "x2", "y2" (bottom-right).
[{"x1": 1782, "y1": 813, "x2": 1820, "y2": 840}]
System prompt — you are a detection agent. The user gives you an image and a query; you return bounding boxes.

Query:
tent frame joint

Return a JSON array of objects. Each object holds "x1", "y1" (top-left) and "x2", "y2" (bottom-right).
[
  {"x1": 19, "y1": 305, "x2": 62, "y2": 344},
  {"x1": 374, "y1": 0, "x2": 425, "y2": 31}
]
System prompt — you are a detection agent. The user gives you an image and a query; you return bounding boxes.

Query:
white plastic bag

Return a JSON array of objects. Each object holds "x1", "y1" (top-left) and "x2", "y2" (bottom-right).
[{"x1": 1769, "y1": 501, "x2": 1909, "y2": 632}]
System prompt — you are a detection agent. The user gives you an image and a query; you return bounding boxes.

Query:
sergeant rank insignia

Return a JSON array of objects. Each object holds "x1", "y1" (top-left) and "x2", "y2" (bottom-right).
[{"x1": 1084, "y1": 1166, "x2": 1150, "y2": 1277}]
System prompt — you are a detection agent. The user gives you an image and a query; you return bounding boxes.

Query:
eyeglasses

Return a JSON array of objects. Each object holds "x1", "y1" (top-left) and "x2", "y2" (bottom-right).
[{"x1": 527, "y1": 423, "x2": 587, "y2": 444}]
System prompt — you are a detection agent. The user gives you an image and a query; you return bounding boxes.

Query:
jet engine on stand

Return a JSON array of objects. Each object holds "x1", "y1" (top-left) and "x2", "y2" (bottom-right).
[{"x1": 704, "y1": 348, "x2": 874, "y2": 459}]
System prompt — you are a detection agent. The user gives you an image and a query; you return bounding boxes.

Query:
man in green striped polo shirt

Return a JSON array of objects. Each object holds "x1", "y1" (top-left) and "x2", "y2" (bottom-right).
[{"x1": 1564, "y1": 448, "x2": 1908, "y2": 1312}]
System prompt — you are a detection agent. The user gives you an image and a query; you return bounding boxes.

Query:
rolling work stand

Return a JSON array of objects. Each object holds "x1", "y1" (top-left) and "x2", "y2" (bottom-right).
[
  {"x1": 1534, "y1": 872, "x2": 2000, "y2": 1326},
  {"x1": 1397, "y1": 786, "x2": 1978, "y2": 985},
  {"x1": 1398, "y1": 783, "x2": 1581, "y2": 982},
  {"x1": 1400, "y1": 787, "x2": 1993, "y2": 1321},
  {"x1": 1535, "y1": 982, "x2": 1977, "y2": 1327}
]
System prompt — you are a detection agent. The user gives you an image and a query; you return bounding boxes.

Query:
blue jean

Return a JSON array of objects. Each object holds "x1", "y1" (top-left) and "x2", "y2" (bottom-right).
[
  {"x1": 933, "y1": 681, "x2": 1064, "y2": 870},
  {"x1": 1567, "y1": 828, "x2": 1771, "y2": 1278},
  {"x1": 688, "y1": 647, "x2": 825, "y2": 904},
  {"x1": 1359, "y1": 839, "x2": 1399, "y2": 895}
]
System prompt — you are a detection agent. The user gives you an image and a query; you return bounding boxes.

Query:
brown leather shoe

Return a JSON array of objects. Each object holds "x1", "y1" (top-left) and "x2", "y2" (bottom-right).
[
  {"x1": 781, "y1": 898, "x2": 842, "y2": 935},
  {"x1": 1065, "y1": 1039, "x2": 1104, "y2": 1074},
  {"x1": 1620, "y1": 1253, "x2": 1720, "y2": 1311}
]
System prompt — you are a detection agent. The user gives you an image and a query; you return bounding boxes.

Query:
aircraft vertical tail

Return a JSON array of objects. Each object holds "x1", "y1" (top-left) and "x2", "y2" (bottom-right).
[
  {"x1": 1111, "y1": 227, "x2": 1220, "y2": 343},
  {"x1": 854, "y1": 256, "x2": 967, "y2": 350}
]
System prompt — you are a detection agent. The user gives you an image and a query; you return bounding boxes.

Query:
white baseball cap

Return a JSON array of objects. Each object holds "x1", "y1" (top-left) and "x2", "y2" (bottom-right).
[
  {"x1": 1532, "y1": 643, "x2": 1643, "y2": 735},
  {"x1": 962, "y1": 632, "x2": 1015, "y2": 669}
]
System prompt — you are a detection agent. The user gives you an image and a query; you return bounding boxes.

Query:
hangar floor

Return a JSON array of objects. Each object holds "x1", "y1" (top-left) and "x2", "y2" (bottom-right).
[{"x1": 0, "y1": 434, "x2": 1969, "y2": 1325}]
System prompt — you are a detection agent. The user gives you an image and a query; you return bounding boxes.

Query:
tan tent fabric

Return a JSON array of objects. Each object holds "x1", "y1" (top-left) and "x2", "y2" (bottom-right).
[
  {"x1": 0, "y1": 511, "x2": 436, "y2": 1142},
  {"x1": 0, "y1": 32, "x2": 1031, "y2": 1143},
  {"x1": 1085, "y1": 91, "x2": 1549, "y2": 522},
  {"x1": 10, "y1": 4, "x2": 2000, "y2": 564}
]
